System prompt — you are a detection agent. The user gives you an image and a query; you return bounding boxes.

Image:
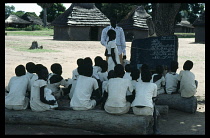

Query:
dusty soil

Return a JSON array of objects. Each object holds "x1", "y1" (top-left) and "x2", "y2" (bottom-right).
[{"x1": 5, "y1": 35, "x2": 205, "y2": 135}]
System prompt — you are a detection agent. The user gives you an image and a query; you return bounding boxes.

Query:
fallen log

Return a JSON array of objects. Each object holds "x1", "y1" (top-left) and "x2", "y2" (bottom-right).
[
  {"x1": 5, "y1": 109, "x2": 154, "y2": 135},
  {"x1": 156, "y1": 94, "x2": 197, "y2": 113}
]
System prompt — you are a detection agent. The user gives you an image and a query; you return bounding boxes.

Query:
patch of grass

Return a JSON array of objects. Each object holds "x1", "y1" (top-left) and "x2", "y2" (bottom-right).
[
  {"x1": 5, "y1": 29, "x2": 53, "y2": 36},
  {"x1": 8, "y1": 45, "x2": 60, "y2": 53},
  {"x1": 175, "y1": 33, "x2": 195, "y2": 38}
]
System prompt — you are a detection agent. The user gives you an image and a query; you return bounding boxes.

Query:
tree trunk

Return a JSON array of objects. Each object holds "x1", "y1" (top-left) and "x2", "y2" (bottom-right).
[
  {"x1": 43, "y1": 7, "x2": 47, "y2": 27},
  {"x1": 156, "y1": 94, "x2": 197, "y2": 113},
  {"x1": 5, "y1": 109, "x2": 154, "y2": 135},
  {"x1": 152, "y1": 3, "x2": 181, "y2": 36}
]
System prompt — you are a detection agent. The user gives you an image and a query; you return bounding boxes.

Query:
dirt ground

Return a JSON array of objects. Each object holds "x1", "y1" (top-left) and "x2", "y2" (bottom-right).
[{"x1": 5, "y1": 35, "x2": 205, "y2": 135}]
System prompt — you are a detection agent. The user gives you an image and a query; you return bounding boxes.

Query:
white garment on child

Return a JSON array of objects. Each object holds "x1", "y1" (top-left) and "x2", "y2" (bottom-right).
[
  {"x1": 70, "y1": 75, "x2": 99, "y2": 110},
  {"x1": 30, "y1": 79, "x2": 51, "y2": 112},
  {"x1": 123, "y1": 72, "x2": 132, "y2": 96},
  {"x1": 131, "y1": 81, "x2": 157, "y2": 109},
  {"x1": 25, "y1": 72, "x2": 35, "y2": 91},
  {"x1": 151, "y1": 73, "x2": 165, "y2": 95},
  {"x1": 44, "y1": 87, "x2": 58, "y2": 108},
  {"x1": 165, "y1": 72, "x2": 179, "y2": 94},
  {"x1": 107, "y1": 40, "x2": 121, "y2": 72},
  {"x1": 100, "y1": 25, "x2": 126, "y2": 56},
  {"x1": 5, "y1": 75, "x2": 30, "y2": 110},
  {"x1": 72, "y1": 68, "x2": 79, "y2": 80},
  {"x1": 30, "y1": 74, "x2": 38, "y2": 91},
  {"x1": 47, "y1": 73, "x2": 70, "y2": 97},
  {"x1": 98, "y1": 71, "x2": 108, "y2": 82},
  {"x1": 177, "y1": 70, "x2": 197, "y2": 98},
  {"x1": 105, "y1": 78, "x2": 133, "y2": 108},
  {"x1": 69, "y1": 79, "x2": 78, "y2": 99},
  {"x1": 92, "y1": 66, "x2": 102, "y2": 80}
]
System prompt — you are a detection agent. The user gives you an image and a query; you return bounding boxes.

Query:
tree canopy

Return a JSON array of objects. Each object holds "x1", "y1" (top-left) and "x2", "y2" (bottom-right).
[
  {"x1": 95, "y1": 3, "x2": 205, "y2": 24},
  {"x1": 39, "y1": 3, "x2": 66, "y2": 23}
]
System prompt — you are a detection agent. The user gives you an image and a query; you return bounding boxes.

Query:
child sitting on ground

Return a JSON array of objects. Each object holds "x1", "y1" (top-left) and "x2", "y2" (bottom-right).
[
  {"x1": 70, "y1": 63, "x2": 102, "y2": 110},
  {"x1": 104, "y1": 64, "x2": 133, "y2": 115},
  {"x1": 123, "y1": 64, "x2": 132, "y2": 80},
  {"x1": 72, "y1": 58, "x2": 84, "y2": 80},
  {"x1": 25, "y1": 62, "x2": 36, "y2": 98},
  {"x1": 69, "y1": 58, "x2": 84, "y2": 99},
  {"x1": 98, "y1": 60, "x2": 108, "y2": 82},
  {"x1": 101, "y1": 70, "x2": 115, "y2": 110},
  {"x1": 165, "y1": 61, "x2": 179, "y2": 94},
  {"x1": 47, "y1": 63, "x2": 71, "y2": 99},
  {"x1": 151, "y1": 65, "x2": 166, "y2": 95},
  {"x1": 126, "y1": 68, "x2": 140, "y2": 103},
  {"x1": 177, "y1": 60, "x2": 197, "y2": 98},
  {"x1": 5, "y1": 65, "x2": 30, "y2": 110},
  {"x1": 92, "y1": 56, "x2": 103, "y2": 80},
  {"x1": 131, "y1": 69, "x2": 157, "y2": 116},
  {"x1": 30, "y1": 66, "x2": 57, "y2": 111}
]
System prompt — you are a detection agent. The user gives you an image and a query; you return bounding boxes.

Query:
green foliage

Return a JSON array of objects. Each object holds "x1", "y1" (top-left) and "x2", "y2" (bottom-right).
[
  {"x1": 5, "y1": 5, "x2": 15, "y2": 19},
  {"x1": 5, "y1": 27, "x2": 22, "y2": 31},
  {"x1": 5, "y1": 29, "x2": 53, "y2": 36},
  {"x1": 11, "y1": 10, "x2": 25, "y2": 17},
  {"x1": 39, "y1": 3, "x2": 66, "y2": 22},
  {"x1": 96, "y1": 3, "x2": 205, "y2": 24}
]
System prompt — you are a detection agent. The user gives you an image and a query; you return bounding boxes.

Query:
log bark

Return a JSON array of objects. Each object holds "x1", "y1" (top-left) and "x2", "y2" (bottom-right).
[
  {"x1": 156, "y1": 94, "x2": 197, "y2": 113},
  {"x1": 5, "y1": 109, "x2": 154, "y2": 135}
]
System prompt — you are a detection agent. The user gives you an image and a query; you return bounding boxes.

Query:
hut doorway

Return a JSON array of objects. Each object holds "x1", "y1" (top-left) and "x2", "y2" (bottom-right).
[{"x1": 90, "y1": 26, "x2": 98, "y2": 41}]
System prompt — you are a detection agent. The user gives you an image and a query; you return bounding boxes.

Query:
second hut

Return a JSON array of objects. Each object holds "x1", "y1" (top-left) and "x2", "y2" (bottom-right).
[
  {"x1": 118, "y1": 6, "x2": 152, "y2": 41},
  {"x1": 51, "y1": 3, "x2": 110, "y2": 41}
]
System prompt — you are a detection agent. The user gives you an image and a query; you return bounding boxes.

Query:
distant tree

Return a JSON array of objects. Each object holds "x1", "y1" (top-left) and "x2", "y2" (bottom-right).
[
  {"x1": 12, "y1": 10, "x2": 25, "y2": 17},
  {"x1": 37, "y1": 3, "x2": 53, "y2": 27},
  {"x1": 5, "y1": 5, "x2": 15, "y2": 19},
  {"x1": 39, "y1": 3, "x2": 66, "y2": 22}
]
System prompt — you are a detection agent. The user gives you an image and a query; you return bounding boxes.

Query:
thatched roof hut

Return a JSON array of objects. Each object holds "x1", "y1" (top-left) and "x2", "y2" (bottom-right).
[
  {"x1": 21, "y1": 12, "x2": 44, "y2": 26},
  {"x1": 5, "y1": 14, "x2": 31, "y2": 28},
  {"x1": 193, "y1": 11, "x2": 205, "y2": 43},
  {"x1": 118, "y1": 6, "x2": 151, "y2": 41},
  {"x1": 175, "y1": 18, "x2": 194, "y2": 33},
  {"x1": 51, "y1": 3, "x2": 110, "y2": 41}
]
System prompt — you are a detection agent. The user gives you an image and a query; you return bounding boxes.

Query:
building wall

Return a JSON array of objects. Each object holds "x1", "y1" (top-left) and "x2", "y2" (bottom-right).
[
  {"x1": 194, "y1": 26, "x2": 205, "y2": 43},
  {"x1": 69, "y1": 26, "x2": 90, "y2": 41},
  {"x1": 53, "y1": 26, "x2": 70, "y2": 40},
  {"x1": 124, "y1": 29, "x2": 148, "y2": 42}
]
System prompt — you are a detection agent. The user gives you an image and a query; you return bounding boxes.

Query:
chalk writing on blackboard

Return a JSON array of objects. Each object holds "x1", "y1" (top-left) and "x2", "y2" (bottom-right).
[{"x1": 130, "y1": 35, "x2": 178, "y2": 70}]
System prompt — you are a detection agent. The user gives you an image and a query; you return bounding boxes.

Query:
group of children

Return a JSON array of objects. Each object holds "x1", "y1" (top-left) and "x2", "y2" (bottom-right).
[{"x1": 5, "y1": 56, "x2": 197, "y2": 115}]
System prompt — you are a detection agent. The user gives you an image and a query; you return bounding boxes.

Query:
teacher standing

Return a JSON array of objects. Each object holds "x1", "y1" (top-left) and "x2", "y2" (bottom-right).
[{"x1": 100, "y1": 17, "x2": 126, "y2": 64}]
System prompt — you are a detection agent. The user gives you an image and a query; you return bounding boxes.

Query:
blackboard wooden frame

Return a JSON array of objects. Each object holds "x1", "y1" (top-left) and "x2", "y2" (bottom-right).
[{"x1": 130, "y1": 35, "x2": 178, "y2": 71}]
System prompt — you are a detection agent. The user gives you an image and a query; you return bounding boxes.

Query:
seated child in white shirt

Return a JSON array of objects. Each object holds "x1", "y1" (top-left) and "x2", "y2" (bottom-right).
[
  {"x1": 30, "y1": 66, "x2": 57, "y2": 111},
  {"x1": 70, "y1": 64, "x2": 102, "y2": 110},
  {"x1": 69, "y1": 58, "x2": 84, "y2": 99},
  {"x1": 126, "y1": 68, "x2": 140, "y2": 103},
  {"x1": 123, "y1": 64, "x2": 132, "y2": 80},
  {"x1": 5, "y1": 65, "x2": 30, "y2": 110},
  {"x1": 151, "y1": 65, "x2": 166, "y2": 95},
  {"x1": 177, "y1": 60, "x2": 197, "y2": 98},
  {"x1": 165, "y1": 61, "x2": 179, "y2": 94},
  {"x1": 25, "y1": 62, "x2": 36, "y2": 98},
  {"x1": 72, "y1": 58, "x2": 84, "y2": 80},
  {"x1": 47, "y1": 63, "x2": 71, "y2": 99},
  {"x1": 98, "y1": 60, "x2": 108, "y2": 82},
  {"x1": 104, "y1": 64, "x2": 133, "y2": 115},
  {"x1": 101, "y1": 70, "x2": 115, "y2": 110},
  {"x1": 131, "y1": 69, "x2": 157, "y2": 116}
]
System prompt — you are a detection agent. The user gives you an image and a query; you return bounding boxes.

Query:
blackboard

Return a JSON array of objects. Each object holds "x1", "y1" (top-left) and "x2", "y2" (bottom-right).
[{"x1": 130, "y1": 35, "x2": 178, "y2": 71}]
